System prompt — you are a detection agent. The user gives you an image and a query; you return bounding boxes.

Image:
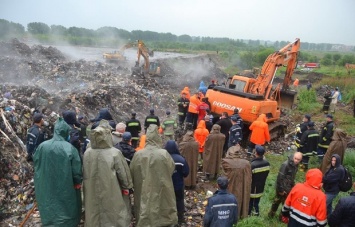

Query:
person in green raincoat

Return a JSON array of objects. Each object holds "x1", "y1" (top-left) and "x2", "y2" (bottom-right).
[
  {"x1": 83, "y1": 120, "x2": 133, "y2": 227},
  {"x1": 34, "y1": 117, "x2": 82, "y2": 227},
  {"x1": 130, "y1": 124, "x2": 178, "y2": 227}
]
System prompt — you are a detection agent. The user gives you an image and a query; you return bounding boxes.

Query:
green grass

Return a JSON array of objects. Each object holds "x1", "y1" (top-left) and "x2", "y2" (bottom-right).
[
  {"x1": 313, "y1": 66, "x2": 349, "y2": 77},
  {"x1": 296, "y1": 88, "x2": 322, "y2": 113}
]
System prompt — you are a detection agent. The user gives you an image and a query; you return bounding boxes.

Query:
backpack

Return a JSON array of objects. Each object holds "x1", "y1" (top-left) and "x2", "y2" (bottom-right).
[{"x1": 339, "y1": 167, "x2": 353, "y2": 192}]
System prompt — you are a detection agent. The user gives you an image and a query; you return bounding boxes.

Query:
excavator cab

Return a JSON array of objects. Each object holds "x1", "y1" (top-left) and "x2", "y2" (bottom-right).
[{"x1": 149, "y1": 62, "x2": 160, "y2": 76}]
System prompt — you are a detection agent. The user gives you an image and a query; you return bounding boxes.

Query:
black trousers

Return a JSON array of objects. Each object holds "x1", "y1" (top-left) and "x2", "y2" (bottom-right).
[
  {"x1": 178, "y1": 113, "x2": 186, "y2": 126},
  {"x1": 249, "y1": 197, "x2": 261, "y2": 215},
  {"x1": 186, "y1": 112, "x2": 198, "y2": 130},
  {"x1": 175, "y1": 189, "x2": 185, "y2": 214}
]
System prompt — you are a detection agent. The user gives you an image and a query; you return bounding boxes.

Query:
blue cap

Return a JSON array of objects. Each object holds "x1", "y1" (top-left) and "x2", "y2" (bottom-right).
[
  {"x1": 122, "y1": 132, "x2": 132, "y2": 141},
  {"x1": 255, "y1": 145, "x2": 265, "y2": 155},
  {"x1": 166, "y1": 110, "x2": 171, "y2": 115},
  {"x1": 150, "y1": 109, "x2": 154, "y2": 114}
]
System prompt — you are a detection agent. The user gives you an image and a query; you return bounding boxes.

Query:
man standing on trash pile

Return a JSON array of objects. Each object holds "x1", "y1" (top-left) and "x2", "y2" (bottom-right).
[
  {"x1": 269, "y1": 152, "x2": 303, "y2": 219},
  {"x1": 84, "y1": 120, "x2": 133, "y2": 227},
  {"x1": 196, "y1": 97, "x2": 210, "y2": 123},
  {"x1": 248, "y1": 113, "x2": 270, "y2": 156},
  {"x1": 216, "y1": 112, "x2": 233, "y2": 154},
  {"x1": 194, "y1": 120, "x2": 209, "y2": 159},
  {"x1": 177, "y1": 92, "x2": 189, "y2": 126},
  {"x1": 34, "y1": 117, "x2": 82, "y2": 227},
  {"x1": 62, "y1": 110, "x2": 82, "y2": 154},
  {"x1": 186, "y1": 92, "x2": 201, "y2": 130},
  {"x1": 26, "y1": 112, "x2": 45, "y2": 161},
  {"x1": 91, "y1": 108, "x2": 116, "y2": 129},
  {"x1": 114, "y1": 131, "x2": 136, "y2": 166},
  {"x1": 161, "y1": 110, "x2": 178, "y2": 141},
  {"x1": 203, "y1": 176, "x2": 238, "y2": 227},
  {"x1": 179, "y1": 130, "x2": 199, "y2": 190},
  {"x1": 228, "y1": 115, "x2": 242, "y2": 148},
  {"x1": 222, "y1": 145, "x2": 251, "y2": 219},
  {"x1": 165, "y1": 140, "x2": 190, "y2": 225},
  {"x1": 203, "y1": 124, "x2": 225, "y2": 180},
  {"x1": 130, "y1": 124, "x2": 177, "y2": 227},
  {"x1": 125, "y1": 112, "x2": 141, "y2": 148},
  {"x1": 294, "y1": 114, "x2": 311, "y2": 151},
  {"x1": 144, "y1": 108, "x2": 160, "y2": 132}
]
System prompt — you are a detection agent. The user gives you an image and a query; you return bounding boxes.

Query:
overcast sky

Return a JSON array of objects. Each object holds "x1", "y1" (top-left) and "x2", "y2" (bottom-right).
[{"x1": 1, "y1": 0, "x2": 354, "y2": 45}]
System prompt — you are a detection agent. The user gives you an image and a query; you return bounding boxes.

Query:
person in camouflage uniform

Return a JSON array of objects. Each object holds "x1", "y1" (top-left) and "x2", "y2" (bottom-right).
[{"x1": 162, "y1": 110, "x2": 177, "y2": 142}]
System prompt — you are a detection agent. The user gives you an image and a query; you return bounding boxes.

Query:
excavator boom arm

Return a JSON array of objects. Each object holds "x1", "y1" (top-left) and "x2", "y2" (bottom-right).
[{"x1": 249, "y1": 38, "x2": 300, "y2": 97}]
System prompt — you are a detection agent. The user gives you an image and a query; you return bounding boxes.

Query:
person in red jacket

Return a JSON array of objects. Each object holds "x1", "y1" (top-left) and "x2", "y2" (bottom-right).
[
  {"x1": 196, "y1": 98, "x2": 209, "y2": 123},
  {"x1": 247, "y1": 114, "x2": 270, "y2": 156},
  {"x1": 194, "y1": 120, "x2": 209, "y2": 159},
  {"x1": 281, "y1": 168, "x2": 327, "y2": 227}
]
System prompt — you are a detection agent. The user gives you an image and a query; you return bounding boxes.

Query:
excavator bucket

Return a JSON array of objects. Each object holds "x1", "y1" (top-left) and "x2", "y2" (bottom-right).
[{"x1": 278, "y1": 90, "x2": 297, "y2": 109}]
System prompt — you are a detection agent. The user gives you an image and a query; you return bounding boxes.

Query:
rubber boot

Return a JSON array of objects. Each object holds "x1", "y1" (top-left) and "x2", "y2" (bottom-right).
[{"x1": 178, "y1": 212, "x2": 186, "y2": 224}]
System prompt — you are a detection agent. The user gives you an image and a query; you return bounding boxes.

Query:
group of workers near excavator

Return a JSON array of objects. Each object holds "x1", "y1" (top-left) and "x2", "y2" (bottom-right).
[{"x1": 28, "y1": 79, "x2": 353, "y2": 227}]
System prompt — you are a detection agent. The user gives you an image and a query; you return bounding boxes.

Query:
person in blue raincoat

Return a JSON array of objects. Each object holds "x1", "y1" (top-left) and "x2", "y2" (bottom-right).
[
  {"x1": 34, "y1": 117, "x2": 82, "y2": 227},
  {"x1": 199, "y1": 81, "x2": 208, "y2": 95}
]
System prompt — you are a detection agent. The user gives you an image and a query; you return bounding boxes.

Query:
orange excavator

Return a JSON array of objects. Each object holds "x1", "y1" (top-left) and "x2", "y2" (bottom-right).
[
  {"x1": 103, "y1": 41, "x2": 136, "y2": 62},
  {"x1": 131, "y1": 40, "x2": 160, "y2": 77},
  {"x1": 206, "y1": 38, "x2": 301, "y2": 139}
]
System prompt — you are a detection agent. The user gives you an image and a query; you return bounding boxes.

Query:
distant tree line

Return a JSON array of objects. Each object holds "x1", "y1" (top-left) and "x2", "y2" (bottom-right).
[
  {"x1": 1, "y1": 19, "x2": 354, "y2": 53},
  {"x1": 1, "y1": 19, "x2": 355, "y2": 69}
]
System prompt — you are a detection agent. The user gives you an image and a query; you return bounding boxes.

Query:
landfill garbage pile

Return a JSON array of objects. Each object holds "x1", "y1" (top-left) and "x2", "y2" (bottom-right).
[{"x1": 0, "y1": 39, "x2": 231, "y2": 225}]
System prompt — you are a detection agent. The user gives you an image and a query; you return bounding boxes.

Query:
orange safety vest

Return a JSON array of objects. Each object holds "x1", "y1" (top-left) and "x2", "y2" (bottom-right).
[{"x1": 188, "y1": 94, "x2": 201, "y2": 114}]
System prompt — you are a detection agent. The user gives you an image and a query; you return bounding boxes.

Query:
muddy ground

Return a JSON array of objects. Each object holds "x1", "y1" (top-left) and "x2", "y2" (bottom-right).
[{"x1": 0, "y1": 39, "x2": 353, "y2": 226}]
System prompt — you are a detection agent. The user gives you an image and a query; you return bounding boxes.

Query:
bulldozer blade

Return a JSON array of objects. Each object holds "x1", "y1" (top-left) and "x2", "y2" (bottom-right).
[{"x1": 279, "y1": 90, "x2": 297, "y2": 109}]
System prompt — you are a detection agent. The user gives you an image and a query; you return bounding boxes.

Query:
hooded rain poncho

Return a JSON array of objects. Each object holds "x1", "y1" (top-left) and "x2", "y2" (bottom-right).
[
  {"x1": 34, "y1": 118, "x2": 82, "y2": 227},
  {"x1": 203, "y1": 124, "x2": 225, "y2": 175},
  {"x1": 179, "y1": 130, "x2": 199, "y2": 187},
  {"x1": 222, "y1": 145, "x2": 252, "y2": 219},
  {"x1": 320, "y1": 129, "x2": 347, "y2": 174},
  {"x1": 83, "y1": 120, "x2": 133, "y2": 227},
  {"x1": 130, "y1": 125, "x2": 177, "y2": 227},
  {"x1": 249, "y1": 114, "x2": 270, "y2": 145},
  {"x1": 194, "y1": 120, "x2": 209, "y2": 153}
]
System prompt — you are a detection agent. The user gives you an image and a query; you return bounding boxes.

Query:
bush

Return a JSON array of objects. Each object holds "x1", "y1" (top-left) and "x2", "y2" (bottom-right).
[
  {"x1": 297, "y1": 89, "x2": 322, "y2": 112},
  {"x1": 343, "y1": 149, "x2": 355, "y2": 178}
]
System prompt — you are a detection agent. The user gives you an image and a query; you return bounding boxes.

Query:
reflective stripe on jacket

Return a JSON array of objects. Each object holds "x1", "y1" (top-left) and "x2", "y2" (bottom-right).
[{"x1": 250, "y1": 157, "x2": 270, "y2": 198}]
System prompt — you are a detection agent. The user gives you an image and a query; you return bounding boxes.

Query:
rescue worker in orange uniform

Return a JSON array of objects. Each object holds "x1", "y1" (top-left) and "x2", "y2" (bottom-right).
[
  {"x1": 186, "y1": 92, "x2": 201, "y2": 130},
  {"x1": 194, "y1": 120, "x2": 209, "y2": 159},
  {"x1": 180, "y1": 87, "x2": 190, "y2": 100},
  {"x1": 248, "y1": 114, "x2": 270, "y2": 156},
  {"x1": 281, "y1": 168, "x2": 327, "y2": 227}
]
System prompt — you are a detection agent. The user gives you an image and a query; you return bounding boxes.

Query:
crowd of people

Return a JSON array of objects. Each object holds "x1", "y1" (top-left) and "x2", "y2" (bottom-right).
[{"x1": 23, "y1": 80, "x2": 354, "y2": 227}]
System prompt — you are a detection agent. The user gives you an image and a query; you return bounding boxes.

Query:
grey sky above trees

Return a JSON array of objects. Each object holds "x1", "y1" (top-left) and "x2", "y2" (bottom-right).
[{"x1": 1, "y1": 0, "x2": 354, "y2": 45}]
